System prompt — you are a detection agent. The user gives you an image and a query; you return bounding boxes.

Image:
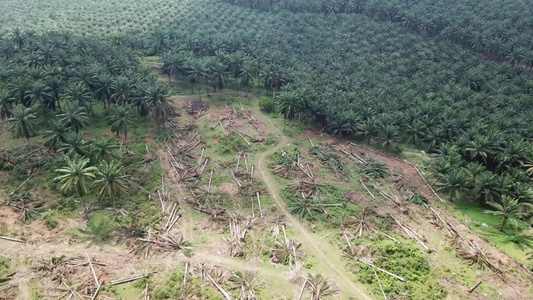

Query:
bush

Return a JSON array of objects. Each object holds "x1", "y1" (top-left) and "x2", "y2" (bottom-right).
[
  {"x1": 0, "y1": 160, "x2": 13, "y2": 171},
  {"x1": 216, "y1": 133, "x2": 248, "y2": 155},
  {"x1": 355, "y1": 238, "x2": 446, "y2": 299},
  {"x1": 42, "y1": 213, "x2": 59, "y2": 229},
  {"x1": 86, "y1": 213, "x2": 118, "y2": 241},
  {"x1": 152, "y1": 268, "x2": 222, "y2": 300},
  {"x1": 258, "y1": 96, "x2": 274, "y2": 113}
]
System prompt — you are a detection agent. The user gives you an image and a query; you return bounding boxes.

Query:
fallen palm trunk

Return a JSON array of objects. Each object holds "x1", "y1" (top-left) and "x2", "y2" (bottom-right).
[
  {"x1": 333, "y1": 145, "x2": 366, "y2": 164},
  {"x1": 236, "y1": 132, "x2": 251, "y2": 146},
  {"x1": 231, "y1": 171, "x2": 242, "y2": 187},
  {"x1": 358, "y1": 259, "x2": 405, "y2": 282},
  {"x1": 447, "y1": 223, "x2": 500, "y2": 272},
  {"x1": 188, "y1": 132, "x2": 199, "y2": 143},
  {"x1": 469, "y1": 280, "x2": 482, "y2": 293},
  {"x1": 219, "y1": 121, "x2": 227, "y2": 135},
  {"x1": 412, "y1": 165, "x2": 445, "y2": 203},
  {"x1": 110, "y1": 272, "x2": 157, "y2": 286},
  {"x1": 9, "y1": 176, "x2": 33, "y2": 196},
  {"x1": 297, "y1": 279, "x2": 307, "y2": 300},
  {"x1": 199, "y1": 158, "x2": 209, "y2": 175},
  {"x1": 90, "y1": 282, "x2": 102, "y2": 300},
  {"x1": 204, "y1": 271, "x2": 232, "y2": 300},
  {"x1": 186, "y1": 140, "x2": 201, "y2": 152},
  {"x1": 0, "y1": 236, "x2": 26, "y2": 243},
  {"x1": 373, "y1": 268, "x2": 387, "y2": 300},
  {"x1": 423, "y1": 203, "x2": 454, "y2": 236},
  {"x1": 389, "y1": 214, "x2": 430, "y2": 252},
  {"x1": 257, "y1": 192, "x2": 263, "y2": 218},
  {"x1": 359, "y1": 180, "x2": 375, "y2": 199},
  {"x1": 66, "y1": 260, "x2": 106, "y2": 267}
]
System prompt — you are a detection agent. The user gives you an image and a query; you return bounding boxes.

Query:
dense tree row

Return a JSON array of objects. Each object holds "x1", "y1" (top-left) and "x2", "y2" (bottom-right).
[{"x1": 225, "y1": 0, "x2": 533, "y2": 67}]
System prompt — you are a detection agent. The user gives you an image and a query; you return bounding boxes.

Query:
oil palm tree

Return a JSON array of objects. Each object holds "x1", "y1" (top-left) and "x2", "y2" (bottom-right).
[
  {"x1": 143, "y1": 83, "x2": 172, "y2": 130},
  {"x1": 56, "y1": 103, "x2": 90, "y2": 132},
  {"x1": 44, "y1": 121, "x2": 68, "y2": 151},
  {"x1": 54, "y1": 155, "x2": 98, "y2": 219},
  {"x1": 25, "y1": 81, "x2": 52, "y2": 109},
  {"x1": 276, "y1": 90, "x2": 299, "y2": 123},
  {"x1": 358, "y1": 117, "x2": 380, "y2": 145},
  {"x1": 484, "y1": 196, "x2": 533, "y2": 232},
  {"x1": 94, "y1": 73, "x2": 113, "y2": 108},
  {"x1": 8, "y1": 76, "x2": 30, "y2": 107},
  {"x1": 210, "y1": 62, "x2": 228, "y2": 91},
  {"x1": 8, "y1": 105, "x2": 38, "y2": 144},
  {"x1": 380, "y1": 125, "x2": 401, "y2": 151},
  {"x1": 107, "y1": 106, "x2": 134, "y2": 142},
  {"x1": 93, "y1": 161, "x2": 128, "y2": 209},
  {"x1": 435, "y1": 169, "x2": 467, "y2": 202},
  {"x1": 185, "y1": 58, "x2": 208, "y2": 93},
  {"x1": 64, "y1": 82, "x2": 93, "y2": 110},
  {"x1": 0, "y1": 90, "x2": 14, "y2": 121},
  {"x1": 89, "y1": 135, "x2": 119, "y2": 163},
  {"x1": 110, "y1": 76, "x2": 133, "y2": 106},
  {"x1": 239, "y1": 61, "x2": 256, "y2": 93},
  {"x1": 58, "y1": 132, "x2": 89, "y2": 157},
  {"x1": 474, "y1": 171, "x2": 502, "y2": 205},
  {"x1": 405, "y1": 120, "x2": 427, "y2": 146}
]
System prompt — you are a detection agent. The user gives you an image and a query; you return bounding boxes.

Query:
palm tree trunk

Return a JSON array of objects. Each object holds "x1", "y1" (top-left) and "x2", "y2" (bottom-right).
[
  {"x1": 450, "y1": 188, "x2": 454, "y2": 202},
  {"x1": 111, "y1": 192, "x2": 116, "y2": 210},
  {"x1": 499, "y1": 215, "x2": 508, "y2": 232},
  {"x1": 81, "y1": 197, "x2": 89, "y2": 220}
]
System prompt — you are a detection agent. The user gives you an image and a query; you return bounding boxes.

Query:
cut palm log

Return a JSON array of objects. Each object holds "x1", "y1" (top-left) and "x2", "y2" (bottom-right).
[
  {"x1": 0, "y1": 236, "x2": 26, "y2": 243},
  {"x1": 357, "y1": 259, "x2": 405, "y2": 282},
  {"x1": 110, "y1": 272, "x2": 157, "y2": 286},
  {"x1": 469, "y1": 281, "x2": 482, "y2": 293},
  {"x1": 205, "y1": 271, "x2": 232, "y2": 300}
]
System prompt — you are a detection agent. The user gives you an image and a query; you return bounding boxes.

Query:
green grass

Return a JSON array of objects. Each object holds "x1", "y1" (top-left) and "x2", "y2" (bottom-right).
[{"x1": 452, "y1": 200, "x2": 533, "y2": 263}]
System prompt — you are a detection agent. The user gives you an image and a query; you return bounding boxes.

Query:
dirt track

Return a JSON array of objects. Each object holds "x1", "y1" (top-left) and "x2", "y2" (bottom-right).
[{"x1": 251, "y1": 97, "x2": 373, "y2": 300}]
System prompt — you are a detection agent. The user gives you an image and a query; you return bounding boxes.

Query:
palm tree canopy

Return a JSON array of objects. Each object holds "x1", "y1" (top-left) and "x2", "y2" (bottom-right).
[
  {"x1": 56, "y1": 103, "x2": 90, "y2": 132},
  {"x1": 8, "y1": 105, "x2": 38, "y2": 141},
  {"x1": 54, "y1": 155, "x2": 98, "y2": 198},
  {"x1": 93, "y1": 160, "x2": 129, "y2": 202}
]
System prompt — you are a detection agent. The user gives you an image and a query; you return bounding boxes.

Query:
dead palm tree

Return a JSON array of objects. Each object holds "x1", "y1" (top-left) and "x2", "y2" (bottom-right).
[
  {"x1": 229, "y1": 270, "x2": 259, "y2": 300},
  {"x1": 342, "y1": 207, "x2": 379, "y2": 238},
  {"x1": 306, "y1": 274, "x2": 338, "y2": 300}
]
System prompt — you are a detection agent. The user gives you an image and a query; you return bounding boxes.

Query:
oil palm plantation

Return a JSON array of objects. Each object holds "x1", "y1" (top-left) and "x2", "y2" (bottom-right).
[{"x1": 54, "y1": 155, "x2": 98, "y2": 219}]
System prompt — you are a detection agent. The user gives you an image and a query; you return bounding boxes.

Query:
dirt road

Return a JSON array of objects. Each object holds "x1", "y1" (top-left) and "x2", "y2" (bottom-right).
[{"x1": 251, "y1": 98, "x2": 373, "y2": 300}]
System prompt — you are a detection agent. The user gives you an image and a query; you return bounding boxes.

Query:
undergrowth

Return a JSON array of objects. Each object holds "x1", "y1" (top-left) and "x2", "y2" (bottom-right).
[{"x1": 351, "y1": 236, "x2": 446, "y2": 299}]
